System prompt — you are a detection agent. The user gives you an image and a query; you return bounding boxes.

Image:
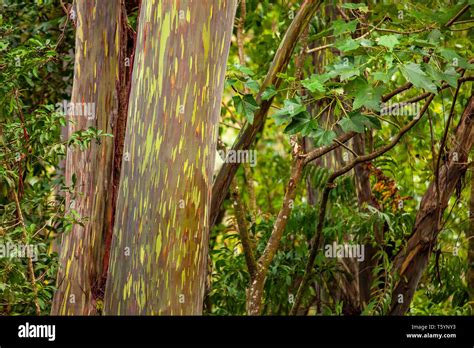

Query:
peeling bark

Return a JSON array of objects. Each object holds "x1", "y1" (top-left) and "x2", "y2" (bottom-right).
[
  {"x1": 104, "y1": 0, "x2": 236, "y2": 315},
  {"x1": 468, "y1": 165, "x2": 474, "y2": 314},
  {"x1": 390, "y1": 95, "x2": 474, "y2": 315},
  {"x1": 52, "y1": 0, "x2": 125, "y2": 315}
]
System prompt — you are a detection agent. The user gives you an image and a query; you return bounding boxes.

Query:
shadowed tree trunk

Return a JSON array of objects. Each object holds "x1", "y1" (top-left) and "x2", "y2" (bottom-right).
[
  {"x1": 390, "y1": 95, "x2": 474, "y2": 315},
  {"x1": 468, "y1": 158, "x2": 474, "y2": 314},
  {"x1": 104, "y1": 0, "x2": 236, "y2": 315},
  {"x1": 52, "y1": 0, "x2": 128, "y2": 315},
  {"x1": 353, "y1": 134, "x2": 382, "y2": 309}
]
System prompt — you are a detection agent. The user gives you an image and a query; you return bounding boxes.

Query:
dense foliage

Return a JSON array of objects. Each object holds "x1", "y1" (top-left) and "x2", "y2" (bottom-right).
[{"x1": 0, "y1": 0, "x2": 473, "y2": 315}]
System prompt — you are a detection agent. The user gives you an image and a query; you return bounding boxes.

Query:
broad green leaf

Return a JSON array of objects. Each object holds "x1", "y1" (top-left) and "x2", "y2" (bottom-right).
[
  {"x1": 341, "y1": 3, "x2": 369, "y2": 12},
  {"x1": 438, "y1": 48, "x2": 474, "y2": 69},
  {"x1": 424, "y1": 63, "x2": 459, "y2": 88},
  {"x1": 233, "y1": 94, "x2": 258, "y2": 124},
  {"x1": 233, "y1": 63, "x2": 254, "y2": 76},
  {"x1": 360, "y1": 39, "x2": 373, "y2": 47},
  {"x1": 331, "y1": 20, "x2": 358, "y2": 36},
  {"x1": 311, "y1": 128, "x2": 337, "y2": 146},
  {"x1": 399, "y1": 63, "x2": 437, "y2": 93},
  {"x1": 376, "y1": 35, "x2": 400, "y2": 51},
  {"x1": 301, "y1": 74, "x2": 326, "y2": 93},
  {"x1": 353, "y1": 82, "x2": 384, "y2": 111},
  {"x1": 245, "y1": 79, "x2": 260, "y2": 93},
  {"x1": 373, "y1": 71, "x2": 390, "y2": 83},
  {"x1": 339, "y1": 112, "x2": 372, "y2": 133},
  {"x1": 335, "y1": 38, "x2": 360, "y2": 52},
  {"x1": 272, "y1": 98, "x2": 306, "y2": 125},
  {"x1": 261, "y1": 85, "x2": 277, "y2": 100},
  {"x1": 331, "y1": 61, "x2": 360, "y2": 81},
  {"x1": 284, "y1": 112, "x2": 315, "y2": 136}
]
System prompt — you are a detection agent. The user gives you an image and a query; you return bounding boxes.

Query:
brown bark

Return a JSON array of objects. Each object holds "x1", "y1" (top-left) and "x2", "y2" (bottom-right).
[
  {"x1": 52, "y1": 0, "x2": 126, "y2": 315},
  {"x1": 469, "y1": 165, "x2": 474, "y2": 314},
  {"x1": 389, "y1": 95, "x2": 474, "y2": 315},
  {"x1": 353, "y1": 133, "x2": 382, "y2": 307},
  {"x1": 247, "y1": 145, "x2": 305, "y2": 315}
]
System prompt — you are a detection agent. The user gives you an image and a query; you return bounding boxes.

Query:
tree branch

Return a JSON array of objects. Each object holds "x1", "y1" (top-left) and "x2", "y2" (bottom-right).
[
  {"x1": 290, "y1": 94, "x2": 435, "y2": 315},
  {"x1": 211, "y1": 0, "x2": 323, "y2": 227},
  {"x1": 230, "y1": 179, "x2": 257, "y2": 278}
]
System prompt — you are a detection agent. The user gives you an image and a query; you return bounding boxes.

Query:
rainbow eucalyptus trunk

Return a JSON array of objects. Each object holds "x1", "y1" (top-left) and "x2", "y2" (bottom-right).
[
  {"x1": 104, "y1": 0, "x2": 236, "y2": 315},
  {"x1": 52, "y1": 0, "x2": 127, "y2": 315}
]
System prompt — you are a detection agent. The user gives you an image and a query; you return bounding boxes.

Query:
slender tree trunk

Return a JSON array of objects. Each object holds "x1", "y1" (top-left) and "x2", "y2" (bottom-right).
[
  {"x1": 353, "y1": 133, "x2": 382, "y2": 308},
  {"x1": 389, "y1": 95, "x2": 474, "y2": 315},
  {"x1": 468, "y1": 158, "x2": 474, "y2": 314},
  {"x1": 104, "y1": 0, "x2": 236, "y2": 315},
  {"x1": 52, "y1": 0, "x2": 127, "y2": 315}
]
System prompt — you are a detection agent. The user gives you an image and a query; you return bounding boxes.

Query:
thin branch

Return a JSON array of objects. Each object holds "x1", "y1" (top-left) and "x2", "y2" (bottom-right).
[
  {"x1": 247, "y1": 138, "x2": 305, "y2": 315},
  {"x1": 211, "y1": 0, "x2": 324, "y2": 227},
  {"x1": 303, "y1": 131, "x2": 356, "y2": 165},
  {"x1": 230, "y1": 179, "x2": 257, "y2": 278},
  {"x1": 290, "y1": 94, "x2": 435, "y2": 315},
  {"x1": 435, "y1": 81, "x2": 462, "y2": 222},
  {"x1": 445, "y1": 4, "x2": 471, "y2": 27}
]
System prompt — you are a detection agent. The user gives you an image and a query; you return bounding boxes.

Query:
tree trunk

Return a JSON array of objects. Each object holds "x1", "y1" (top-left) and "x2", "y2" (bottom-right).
[
  {"x1": 52, "y1": 0, "x2": 127, "y2": 315},
  {"x1": 468, "y1": 156, "x2": 474, "y2": 314},
  {"x1": 353, "y1": 133, "x2": 382, "y2": 309},
  {"x1": 104, "y1": 0, "x2": 236, "y2": 315},
  {"x1": 389, "y1": 95, "x2": 474, "y2": 315}
]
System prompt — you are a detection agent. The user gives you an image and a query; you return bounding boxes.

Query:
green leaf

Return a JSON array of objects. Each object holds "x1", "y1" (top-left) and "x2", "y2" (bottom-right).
[
  {"x1": 331, "y1": 20, "x2": 358, "y2": 36},
  {"x1": 233, "y1": 94, "x2": 258, "y2": 124},
  {"x1": 225, "y1": 78, "x2": 237, "y2": 89},
  {"x1": 245, "y1": 79, "x2": 260, "y2": 93},
  {"x1": 360, "y1": 39, "x2": 373, "y2": 47},
  {"x1": 438, "y1": 48, "x2": 474, "y2": 69},
  {"x1": 399, "y1": 63, "x2": 437, "y2": 93},
  {"x1": 427, "y1": 29, "x2": 441, "y2": 44},
  {"x1": 301, "y1": 74, "x2": 326, "y2": 93},
  {"x1": 284, "y1": 98, "x2": 306, "y2": 116},
  {"x1": 311, "y1": 128, "x2": 337, "y2": 146},
  {"x1": 261, "y1": 85, "x2": 277, "y2": 100},
  {"x1": 424, "y1": 64, "x2": 459, "y2": 88},
  {"x1": 339, "y1": 112, "x2": 372, "y2": 133},
  {"x1": 233, "y1": 63, "x2": 254, "y2": 76},
  {"x1": 276, "y1": 72, "x2": 296, "y2": 82},
  {"x1": 341, "y1": 3, "x2": 368, "y2": 12},
  {"x1": 376, "y1": 35, "x2": 400, "y2": 51},
  {"x1": 331, "y1": 61, "x2": 360, "y2": 81},
  {"x1": 284, "y1": 112, "x2": 315, "y2": 136},
  {"x1": 373, "y1": 71, "x2": 390, "y2": 83},
  {"x1": 353, "y1": 82, "x2": 384, "y2": 111},
  {"x1": 335, "y1": 38, "x2": 360, "y2": 52},
  {"x1": 272, "y1": 98, "x2": 306, "y2": 125},
  {"x1": 366, "y1": 115, "x2": 382, "y2": 130}
]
